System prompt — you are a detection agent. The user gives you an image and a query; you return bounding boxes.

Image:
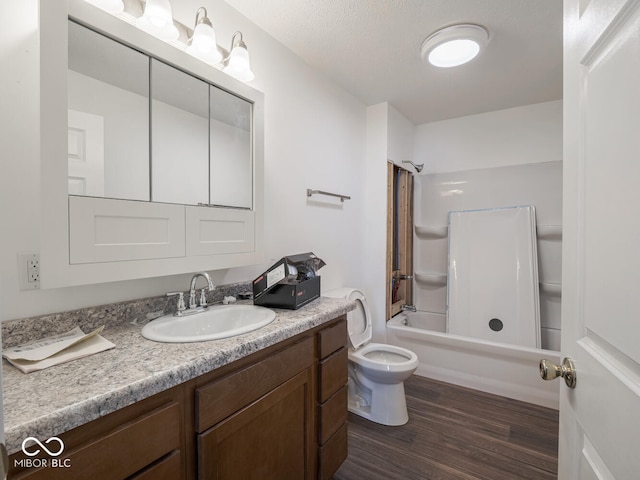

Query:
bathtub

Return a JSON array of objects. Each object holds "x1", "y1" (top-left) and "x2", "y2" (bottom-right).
[{"x1": 387, "y1": 311, "x2": 560, "y2": 409}]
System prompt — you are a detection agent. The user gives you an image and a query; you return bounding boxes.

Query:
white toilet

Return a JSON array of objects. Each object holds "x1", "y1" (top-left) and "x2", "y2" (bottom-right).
[{"x1": 324, "y1": 288, "x2": 418, "y2": 426}]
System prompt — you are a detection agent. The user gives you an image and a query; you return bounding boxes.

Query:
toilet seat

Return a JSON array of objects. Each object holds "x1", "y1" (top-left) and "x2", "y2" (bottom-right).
[
  {"x1": 325, "y1": 288, "x2": 417, "y2": 368},
  {"x1": 344, "y1": 290, "x2": 373, "y2": 349},
  {"x1": 349, "y1": 342, "x2": 418, "y2": 373}
]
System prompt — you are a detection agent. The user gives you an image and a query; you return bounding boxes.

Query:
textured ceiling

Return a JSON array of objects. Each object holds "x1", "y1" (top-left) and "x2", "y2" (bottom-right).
[{"x1": 223, "y1": 0, "x2": 563, "y2": 125}]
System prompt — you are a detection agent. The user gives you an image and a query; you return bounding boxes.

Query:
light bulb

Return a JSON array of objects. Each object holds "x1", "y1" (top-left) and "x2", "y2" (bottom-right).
[
  {"x1": 136, "y1": 0, "x2": 179, "y2": 41},
  {"x1": 428, "y1": 39, "x2": 481, "y2": 68},
  {"x1": 186, "y1": 23, "x2": 222, "y2": 64},
  {"x1": 223, "y1": 45, "x2": 254, "y2": 82}
]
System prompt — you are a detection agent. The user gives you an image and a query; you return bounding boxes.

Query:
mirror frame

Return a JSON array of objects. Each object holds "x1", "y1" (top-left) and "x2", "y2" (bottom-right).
[{"x1": 40, "y1": 0, "x2": 264, "y2": 287}]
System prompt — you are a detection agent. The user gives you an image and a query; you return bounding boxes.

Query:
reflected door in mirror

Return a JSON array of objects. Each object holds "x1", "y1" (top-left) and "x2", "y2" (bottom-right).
[{"x1": 67, "y1": 21, "x2": 150, "y2": 201}]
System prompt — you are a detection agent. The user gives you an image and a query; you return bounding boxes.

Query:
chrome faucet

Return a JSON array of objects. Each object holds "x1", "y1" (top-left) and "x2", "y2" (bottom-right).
[
  {"x1": 189, "y1": 272, "x2": 215, "y2": 310},
  {"x1": 401, "y1": 304, "x2": 417, "y2": 313},
  {"x1": 166, "y1": 272, "x2": 216, "y2": 317}
]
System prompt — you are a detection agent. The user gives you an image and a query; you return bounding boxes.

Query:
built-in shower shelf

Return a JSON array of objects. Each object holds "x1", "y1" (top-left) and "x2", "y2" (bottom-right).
[
  {"x1": 539, "y1": 282, "x2": 562, "y2": 297},
  {"x1": 415, "y1": 271, "x2": 447, "y2": 287},
  {"x1": 536, "y1": 224, "x2": 562, "y2": 240},
  {"x1": 415, "y1": 225, "x2": 448, "y2": 239}
]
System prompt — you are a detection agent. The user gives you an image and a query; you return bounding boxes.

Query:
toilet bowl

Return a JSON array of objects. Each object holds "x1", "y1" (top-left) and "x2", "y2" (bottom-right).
[{"x1": 324, "y1": 288, "x2": 418, "y2": 426}]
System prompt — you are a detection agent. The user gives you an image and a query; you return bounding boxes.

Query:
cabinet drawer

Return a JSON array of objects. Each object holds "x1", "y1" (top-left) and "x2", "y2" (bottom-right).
[
  {"x1": 319, "y1": 385, "x2": 348, "y2": 445},
  {"x1": 129, "y1": 450, "x2": 182, "y2": 480},
  {"x1": 318, "y1": 347, "x2": 348, "y2": 403},
  {"x1": 318, "y1": 318, "x2": 347, "y2": 359},
  {"x1": 196, "y1": 337, "x2": 314, "y2": 432},
  {"x1": 319, "y1": 423, "x2": 348, "y2": 480},
  {"x1": 11, "y1": 402, "x2": 181, "y2": 480}
]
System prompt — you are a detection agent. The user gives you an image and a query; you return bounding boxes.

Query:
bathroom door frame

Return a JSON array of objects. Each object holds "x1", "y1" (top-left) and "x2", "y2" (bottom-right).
[{"x1": 386, "y1": 162, "x2": 413, "y2": 320}]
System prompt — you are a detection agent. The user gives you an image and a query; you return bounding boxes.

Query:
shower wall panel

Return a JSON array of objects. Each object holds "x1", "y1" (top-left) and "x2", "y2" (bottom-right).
[{"x1": 447, "y1": 206, "x2": 541, "y2": 348}]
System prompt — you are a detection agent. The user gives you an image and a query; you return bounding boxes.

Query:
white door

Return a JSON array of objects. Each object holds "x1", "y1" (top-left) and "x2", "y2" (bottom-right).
[
  {"x1": 67, "y1": 109, "x2": 104, "y2": 197},
  {"x1": 558, "y1": 0, "x2": 640, "y2": 477}
]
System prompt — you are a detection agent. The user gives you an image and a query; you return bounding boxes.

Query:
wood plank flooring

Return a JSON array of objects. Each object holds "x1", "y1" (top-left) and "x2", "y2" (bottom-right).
[{"x1": 333, "y1": 375, "x2": 559, "y2": 480}]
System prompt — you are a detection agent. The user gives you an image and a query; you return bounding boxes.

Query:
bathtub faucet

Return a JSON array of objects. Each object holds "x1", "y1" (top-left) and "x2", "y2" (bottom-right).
[
  {"x1": 394, "y1": 272, "x2": 414, "y2": 281},
  {"x1": 401, "y1": 304, "x2": 417, "y2": 313}
]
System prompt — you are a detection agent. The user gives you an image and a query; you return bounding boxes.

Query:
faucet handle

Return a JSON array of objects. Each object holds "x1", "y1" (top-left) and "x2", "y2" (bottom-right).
[
  {"x1": 166, "y1": 292, "x2": 186, "y2": 313},
  {"x1": 199, "y1": 288, "x2": 209, "y2": 308}
]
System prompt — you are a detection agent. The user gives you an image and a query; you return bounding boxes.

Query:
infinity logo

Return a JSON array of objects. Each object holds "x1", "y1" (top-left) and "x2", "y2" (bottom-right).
[{"x1": 21, "y1": 437, "x2": 65, "y2": 457}]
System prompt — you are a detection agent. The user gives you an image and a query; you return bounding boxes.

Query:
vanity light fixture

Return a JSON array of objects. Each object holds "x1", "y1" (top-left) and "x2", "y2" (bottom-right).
[
  {"x1": 421, "y1": 24, "x2": 489, "y2": 68},
  {"x1": 222, "y1": 31, "x2": 255, "y2": 82},
  {"x1": 85, "y1": 0, "x2": 124, "y2": 14},
  {"x1": 186, "y1": 7, "x2": 223, "y2": 65},
  {"x1": 85, "y1": 0, "x2": 256, "y2": 82},
  {"x1": 135, "y1": 0, "x2": 179, "y2": 41}
]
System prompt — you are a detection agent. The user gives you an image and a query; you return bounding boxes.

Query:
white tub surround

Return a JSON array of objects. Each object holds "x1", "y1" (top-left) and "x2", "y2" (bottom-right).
[{"x1": 413, "y1": 162, "x2": 563, "y2": 351}]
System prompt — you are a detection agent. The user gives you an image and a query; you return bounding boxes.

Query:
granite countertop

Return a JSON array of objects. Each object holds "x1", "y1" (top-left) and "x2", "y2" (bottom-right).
[{"x1": 2, "y1": 297, "x2": 355, "y2": 455}]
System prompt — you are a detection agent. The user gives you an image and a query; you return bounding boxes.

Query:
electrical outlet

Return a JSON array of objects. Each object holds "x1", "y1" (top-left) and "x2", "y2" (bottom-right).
[{"x1": 18, "y1": 253, "x2": 40, "y2": 290}]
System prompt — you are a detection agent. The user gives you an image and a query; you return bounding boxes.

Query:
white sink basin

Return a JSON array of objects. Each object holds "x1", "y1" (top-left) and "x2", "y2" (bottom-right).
[{"x1": 141, "y1": 305, "x2": 276, "y2": 343}]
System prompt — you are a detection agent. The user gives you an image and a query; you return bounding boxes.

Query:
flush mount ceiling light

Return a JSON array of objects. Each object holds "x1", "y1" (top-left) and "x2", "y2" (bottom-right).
[
  {"x1": 222, "y1": 32, "x2": 255, "y2": 82},
  {"x1": 421, "y1": 24, "x2": 489, "y2": 68},
  {"x1": 136, "y1": 0, "x2": 179, "y2": 41},
  {"x1": 186, "y1": 7, "x2": 223, "y2": 65}
]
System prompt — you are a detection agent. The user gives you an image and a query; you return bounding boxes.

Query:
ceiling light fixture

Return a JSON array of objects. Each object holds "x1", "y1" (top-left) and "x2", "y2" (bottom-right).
[
  {"x1": 421, "y1": 24, "x2": 489, "y2": 68},
  {"x1": 222, "y1": 32, "x2": 255, "y2": 82},
  {"x1": 186, "y1": 7, "x2": 223, "y2": 65},
  {"x1": 135, "y1": 0, "x2": 179, "y2": 41}
]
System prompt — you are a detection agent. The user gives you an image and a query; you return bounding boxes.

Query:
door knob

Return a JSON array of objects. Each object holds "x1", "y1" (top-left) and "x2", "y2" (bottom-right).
[{"x1": 539, "y1": 357, "x2": 577, "y2": 388}]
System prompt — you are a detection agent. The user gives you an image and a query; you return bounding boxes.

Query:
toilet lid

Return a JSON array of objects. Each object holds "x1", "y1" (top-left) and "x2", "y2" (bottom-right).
[{"x1": 347, "y1": 290, "x2": 372, "y2": 349}]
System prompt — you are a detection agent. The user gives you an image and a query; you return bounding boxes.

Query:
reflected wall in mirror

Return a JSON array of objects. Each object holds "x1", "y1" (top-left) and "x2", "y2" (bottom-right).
[
  {"x1": 151, "y1": 60, "x2": 209, "y2": 205},
  {"x1": 210, "y1": 87, "x2": 252, "y2": 209},
  {"x1": 68, "y1": 20, "x2": 150, "y2": 201}
]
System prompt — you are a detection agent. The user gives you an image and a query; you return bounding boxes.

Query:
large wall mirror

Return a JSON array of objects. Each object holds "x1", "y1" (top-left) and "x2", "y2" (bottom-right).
[{"x1": 67, "y1": 20, "x2": 254, "y2": 209}]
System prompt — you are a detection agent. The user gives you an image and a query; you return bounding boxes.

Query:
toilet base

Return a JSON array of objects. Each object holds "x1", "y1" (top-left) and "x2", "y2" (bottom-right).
[{"x1": 348, "y1": 376, "x2": 410, "y2": 426}]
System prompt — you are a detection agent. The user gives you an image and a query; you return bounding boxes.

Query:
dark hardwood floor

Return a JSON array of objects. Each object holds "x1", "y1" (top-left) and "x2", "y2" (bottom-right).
[{"x1": 334, "y1": 375, "x2": 559, "y2": 480}]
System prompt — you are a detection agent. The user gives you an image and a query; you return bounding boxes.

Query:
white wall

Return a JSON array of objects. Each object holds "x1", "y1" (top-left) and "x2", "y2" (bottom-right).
[
  {"x1": 0, "y1": 0, "x2": 367, "y2": 321},
  {"x1": 414, "y1": 100, "x2": 563, "y2": 174},
  {"x1": 364, "y1": 102, "x2": 415, "y2": 342}
]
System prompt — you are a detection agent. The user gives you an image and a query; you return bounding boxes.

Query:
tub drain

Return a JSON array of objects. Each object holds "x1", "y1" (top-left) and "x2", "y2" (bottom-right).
[{"x1": 488, "y1": 318, "x2": 503, "y2": 331}]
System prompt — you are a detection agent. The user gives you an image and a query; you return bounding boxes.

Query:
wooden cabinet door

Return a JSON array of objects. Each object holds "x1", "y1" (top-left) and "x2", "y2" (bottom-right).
[{"x1": 197, "y1": 369, "x2": 314, "y2": 480}]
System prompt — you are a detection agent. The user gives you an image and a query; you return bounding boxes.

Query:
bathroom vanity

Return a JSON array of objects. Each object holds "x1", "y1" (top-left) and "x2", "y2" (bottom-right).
[{"x1": 5, "y1": 299, "x2": 352, "y2": 479}]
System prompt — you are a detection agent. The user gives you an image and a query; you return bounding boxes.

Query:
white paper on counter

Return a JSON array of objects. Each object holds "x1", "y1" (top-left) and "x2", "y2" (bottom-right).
[{"x1": 2, "y1": 326, "x2": 115, "y2": 373}]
